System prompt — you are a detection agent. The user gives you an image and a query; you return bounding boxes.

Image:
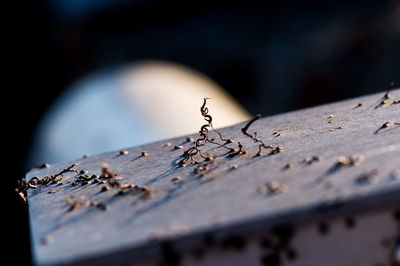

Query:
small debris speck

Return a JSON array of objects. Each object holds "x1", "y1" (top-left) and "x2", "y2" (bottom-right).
[
  {"x1": 174, "y1": 145, "x2": 184, "y2": 150},
  {"x1": 326, "y1": 114, "x2": 335, "y2": 123},
  {"x1": 171, "y1": 176, "x2": 182, "y2": 182},
  {"x1": 329, "y1": 126, "x2": 343, "y2": 132},
  {"x1": 353, "y1": 102, "x2": 363, "y2": 109},
  {"x1": 258, "y1": 181, "x2": 288, "y2": 195},
  {"x1": 41, "y1": 235, "x2": 53, "y2": 245},
  {"x1": 100, "y1": 186, "x2": 110, "y2": 192},
  {"x1": 96, "y1": 203, "x2": 109, "y2": 211},
  {"x1": 283, "y1": 163, "x2": 294, "y2": 170},
  {"x1": 141, "y1": 151, "x2": 148, "y2": 157},
  {"x1": 336, "y1": 155, "x2": 364, "y2": 167},
  {"x1": 304, "y1": 156, "x2": 322, "y2": 165},
  {"x1": 355, "y1": 169, "x2": 379, "y2": 185},
  {"x1": 119, "y1": 150, "x2": 129, "y2": 155}
]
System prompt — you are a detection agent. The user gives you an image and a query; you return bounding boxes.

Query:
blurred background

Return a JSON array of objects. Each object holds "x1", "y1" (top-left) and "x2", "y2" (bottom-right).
[{"x1": 4, "y1": 0, "x2": 400, "y2": 264}]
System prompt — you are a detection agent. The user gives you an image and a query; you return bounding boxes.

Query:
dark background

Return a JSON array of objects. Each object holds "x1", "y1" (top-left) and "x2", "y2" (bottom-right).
[{"x1": 4, "y1": 0, "x2": 400, "y2": 264}]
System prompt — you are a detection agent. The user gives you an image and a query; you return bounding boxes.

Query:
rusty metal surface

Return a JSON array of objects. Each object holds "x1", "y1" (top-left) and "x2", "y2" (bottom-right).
[{"x1": 27, "y1": 89, "x2": 400, "y2": 265}]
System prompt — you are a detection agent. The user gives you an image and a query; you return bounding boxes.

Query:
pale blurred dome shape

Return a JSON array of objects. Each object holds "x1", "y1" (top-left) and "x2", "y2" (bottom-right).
[{"x1": 28, "y1": 61, "x2": 250, "y2": 167}]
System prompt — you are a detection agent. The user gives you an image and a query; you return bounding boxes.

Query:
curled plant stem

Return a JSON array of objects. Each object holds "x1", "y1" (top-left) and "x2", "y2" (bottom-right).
[
  {"x1": 228, "y1": 141, "x2": 245, "y2": 157},
  {"x1": 242, "y1": 114, "x2": 269, "y2": 155},
  {"x1": 242, "y1": 114, "x2": 283, "y2": 156},
  {"x1": 180, "y1": 98, "x2": 235, "y2": 166},
  {"x1": 200, "y1": 98, "x2": 232, "y2": 144},
  {"x1": 15, "y1": 163, "x2": 80, "y2": 204}
]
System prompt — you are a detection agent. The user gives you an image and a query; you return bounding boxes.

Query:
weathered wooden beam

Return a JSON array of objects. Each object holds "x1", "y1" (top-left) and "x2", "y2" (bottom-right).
[{"x1": 26, "y1": 89, "x2": 400, "y2": 266}]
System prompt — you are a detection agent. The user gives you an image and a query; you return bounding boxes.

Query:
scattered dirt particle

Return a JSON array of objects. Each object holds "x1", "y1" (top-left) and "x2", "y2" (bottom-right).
[
  {"x1": 329, "y1": 126, "x2": 343, "y2": 132},
  {"x1": 272, "y1": 127, "x2": 298, "y2": 137},
  {"x1": 186, "y1": 137, "x2": 194, "y2": 143},
  {"x1": 355, "y1": 169, "x2": 379, "y2": 185},
  {"x1": 41, "y1": 235, "x2": 53, "y2": 245},
  {"x1": 375, "y1": 121, "x2": 400, "y2": 134},
  {"x1": 353, "y1": 102, "x2": 363, "y2": 109},
  {"x1": 162, "y1": 142, "x2": 172, "y2": 147},
  {"x1": 282, "y1": 163, "x2": 294, "y2": 170},
  {"x1": 376, "y1": 88, "x2": 398, "y2": 108},
  {"x1": 48, "y1": 189, "x2": 59, "y2": 194},
  {"x1": 258, "y1": 181, "x2": 288, "y2": 195},
  {"x1": 326, "y1": 114, "x2": 335, "y2": 123},
  {"x1": 141, "y1": 151, "x2": 148, "y2": 157},
  {"x1": 205, "y1": 156, "x2": 215, "y2": 162},
  {"x1": 304, "y1": 156, "x2": 322, "y2": 165},
  {"x1": 336, "y1": 155, "x2": 364, "y2": 167},
  {"x1": 100, "y1": 186, "x2": 110, "y2": 192},
  {"x1": 171, "y1": 176, "x2": 182, "y2": 182},
  {"x1": 140, "y1": 186, "x2": 153, "y2": 199},
  {"x1": 119, "y1": 150, "x2": 129, "y2": 155},
  {"x1": 173, "y1": 145, "x2": 184, "y2": 150},
  {"x1": 258, "y1": 145, "x2": 284, "y2": 156},
  {"x1": 95, "y1": 203, "x2": 109, "y2": 211}
]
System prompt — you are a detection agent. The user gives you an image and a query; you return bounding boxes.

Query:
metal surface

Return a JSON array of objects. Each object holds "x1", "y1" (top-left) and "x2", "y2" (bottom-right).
[{"x1": 27, "y1": 90, "x2": 400, "y2": 265}]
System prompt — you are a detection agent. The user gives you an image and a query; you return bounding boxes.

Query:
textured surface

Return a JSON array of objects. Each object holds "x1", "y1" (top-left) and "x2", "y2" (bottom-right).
[{"x1": 27, "y1": 90, "x2": 400, "y2": 265}]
